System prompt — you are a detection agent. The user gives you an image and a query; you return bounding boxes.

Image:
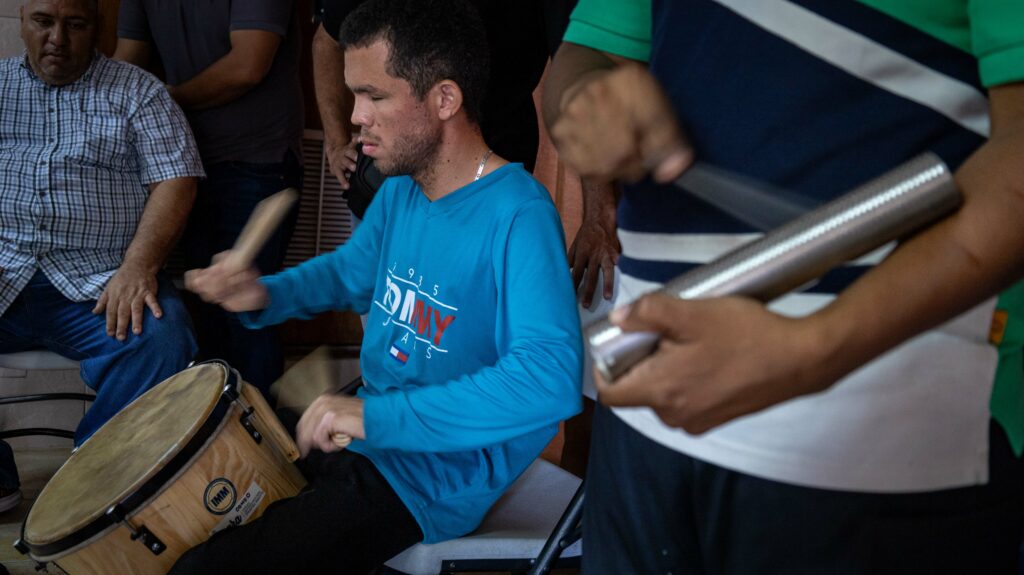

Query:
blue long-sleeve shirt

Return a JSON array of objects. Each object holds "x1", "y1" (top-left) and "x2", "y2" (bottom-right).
[{"x1": 242, "y1": 163, "x2": 582, "y2": 542}]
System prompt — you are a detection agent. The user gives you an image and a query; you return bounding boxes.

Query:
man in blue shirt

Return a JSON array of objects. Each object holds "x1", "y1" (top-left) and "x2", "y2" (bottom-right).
[
  {"x1": 178, "y1": 0, "x2": 582, "y2": 573},
  {"x1": 0, "y1": 0, "x2": 202, "y2": 513}
]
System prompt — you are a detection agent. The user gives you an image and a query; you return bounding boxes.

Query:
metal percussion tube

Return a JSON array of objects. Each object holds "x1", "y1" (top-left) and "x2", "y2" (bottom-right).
[{"x1": 587, "y1": 152, "x2": 960, "y2": 382}]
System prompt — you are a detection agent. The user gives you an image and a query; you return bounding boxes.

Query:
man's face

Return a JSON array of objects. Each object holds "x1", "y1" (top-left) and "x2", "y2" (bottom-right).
[
  {"x1": 20, "y1": 0, "x2": 97, "y2": 86},
  {"x1": 345, "y1": 39, "x2": 441, "y2": 178}
]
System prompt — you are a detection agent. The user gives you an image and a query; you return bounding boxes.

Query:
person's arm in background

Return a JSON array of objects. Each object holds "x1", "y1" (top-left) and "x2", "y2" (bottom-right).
[
  {"x1": 313, "y1": 22, "x2": 358, "y2": 189},
  {"x1": 112, "y1": 37, "x2": 151, "y2": 68},
  {"x1": 114, "y1": 0, "x2": 291, "y2": 111},
  {"x1": 166, "y1": 30, "x2": 280, "y2": 111},
  {"x1": 545, "y1": 33, "x2": 1024, "y2": 434},
  {"x1": 112, "y1": 0, "x2": 152, "y2": 68},
  {"x1": 570, "y1": 179, "x2": 619, "y2": 309}
]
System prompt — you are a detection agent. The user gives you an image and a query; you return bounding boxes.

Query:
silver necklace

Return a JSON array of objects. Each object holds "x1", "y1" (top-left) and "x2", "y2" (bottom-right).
[{"x1": 474, "y1": 149, "x2": 493, "y2": 181}]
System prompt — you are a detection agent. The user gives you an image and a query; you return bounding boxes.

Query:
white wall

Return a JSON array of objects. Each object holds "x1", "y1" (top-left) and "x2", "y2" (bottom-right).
[{"x1": 0, "y1": 0, "x2": 23, "y2": 59}]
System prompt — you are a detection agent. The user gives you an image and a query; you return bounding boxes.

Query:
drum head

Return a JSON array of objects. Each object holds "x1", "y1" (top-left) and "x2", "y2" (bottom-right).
[{"x1": 24, "y1": 362, "x2": 229, "y2": 547}]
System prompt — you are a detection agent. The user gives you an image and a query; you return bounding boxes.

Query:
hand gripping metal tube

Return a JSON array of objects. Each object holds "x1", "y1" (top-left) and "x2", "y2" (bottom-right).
[{"x1": 586, "y1": 152, "x2": 961, "y2": 382}]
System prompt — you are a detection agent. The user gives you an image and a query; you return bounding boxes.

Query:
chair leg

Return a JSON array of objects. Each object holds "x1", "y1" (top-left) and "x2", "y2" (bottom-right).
[{"x1": 528, "y1": 481, "x2": 585, "y2": 575}]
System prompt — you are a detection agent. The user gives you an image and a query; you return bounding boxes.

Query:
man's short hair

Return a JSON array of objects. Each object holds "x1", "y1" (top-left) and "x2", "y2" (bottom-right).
[{"x1": 339, "y1": 0, "x2": 490, "y2": 124}]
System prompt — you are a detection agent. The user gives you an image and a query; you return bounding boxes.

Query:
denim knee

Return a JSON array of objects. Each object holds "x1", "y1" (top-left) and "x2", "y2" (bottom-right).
[{"x1": 142, "y1": 291, "x2": 198, "y2": 369}]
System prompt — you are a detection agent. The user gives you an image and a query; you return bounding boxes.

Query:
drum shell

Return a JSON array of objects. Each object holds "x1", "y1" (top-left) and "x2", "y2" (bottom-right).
[{"x1": 32, "y1": 382, "x2": 305, "y2": 574}]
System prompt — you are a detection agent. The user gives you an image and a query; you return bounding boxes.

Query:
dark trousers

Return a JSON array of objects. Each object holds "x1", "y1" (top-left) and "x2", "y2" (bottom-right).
[
  {"x1": 169, "y1": 451, "x2": 422, "y2": 575},
  {"x1": 0, "y1": 271, "x2": 196, "y2": 487},
  {"x1": 583, "y1": 404, "x2": 1024, "y2": 575},
  {"x1": 181, "y1": 152, "x2": 301, "y2": 398}
]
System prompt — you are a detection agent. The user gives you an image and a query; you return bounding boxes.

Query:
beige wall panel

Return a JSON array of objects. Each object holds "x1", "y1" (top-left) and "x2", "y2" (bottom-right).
[
  {"x1": 0, "y1": 0, "x2": 19, "y2": 18},
  {"x1": 0, "y1": 16, "x2": 21, "y2": 59}
]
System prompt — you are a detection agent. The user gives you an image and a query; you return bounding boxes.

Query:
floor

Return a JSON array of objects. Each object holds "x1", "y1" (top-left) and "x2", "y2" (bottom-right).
[{"x1": 0, "y1": 448, "x2": 73, "y2": 574}]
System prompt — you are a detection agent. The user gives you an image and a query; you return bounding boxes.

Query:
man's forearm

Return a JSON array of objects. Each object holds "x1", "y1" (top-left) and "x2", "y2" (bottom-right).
[
  {"x1": 581, "y1": 179, "x2": 619, "y2": 229},
  {"x1": 808, "y1": 82, "x2": 1024, "y2": 388},
  {"x1": 122, "y1": 177, "x2": 197, "y2": 274},
  {"x1": 112, "y1": 38, "x2": 151, "y2": 69},
  {"x1": 313, "y1": 24, "x2": 354, "y2": 148},
  {"x1": 170, "y1": 30, "x2": 280, "y2": 111},
  {"x1": 170, "y1": 53, "x2": 264, "y2": 110}
]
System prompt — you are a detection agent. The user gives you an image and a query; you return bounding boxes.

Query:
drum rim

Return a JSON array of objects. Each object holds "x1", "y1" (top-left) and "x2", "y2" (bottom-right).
[{"x1": 19, "y1": 360, "x2": 242, "y2": 560}]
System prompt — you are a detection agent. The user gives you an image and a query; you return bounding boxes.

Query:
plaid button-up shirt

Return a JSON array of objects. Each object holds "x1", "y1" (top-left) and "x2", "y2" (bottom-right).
[{"x1": 0, "y1": 52, "x2": 204, "y2": 316}]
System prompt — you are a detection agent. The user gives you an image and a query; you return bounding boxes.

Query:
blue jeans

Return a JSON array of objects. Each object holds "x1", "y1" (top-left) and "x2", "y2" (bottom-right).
[
  {"x1": 181, "y1": 152, "x2": 301, "y2": 399},
  {"x1": 0, "y1": 271, "x2": 197, "y2": 488}
]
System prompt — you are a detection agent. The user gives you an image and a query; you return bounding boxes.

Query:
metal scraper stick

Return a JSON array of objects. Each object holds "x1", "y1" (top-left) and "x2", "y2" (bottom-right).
[
  {"x1": 587, "y1": 153, "x2": 960, "y2": 382},
  {"x1": 676, "y1": 162, "x2": 817, "y2": 232}
]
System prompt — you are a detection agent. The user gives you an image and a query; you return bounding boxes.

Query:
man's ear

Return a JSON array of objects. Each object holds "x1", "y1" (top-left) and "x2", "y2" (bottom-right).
[{"x1": 434, "y1": 80, "x2": 464, "y2": 121}]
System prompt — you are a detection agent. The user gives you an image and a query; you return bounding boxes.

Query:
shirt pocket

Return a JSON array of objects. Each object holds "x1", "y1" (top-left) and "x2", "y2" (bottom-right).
[{"x1": 69, "y1": 97, "x2": 135, "y2": 171}]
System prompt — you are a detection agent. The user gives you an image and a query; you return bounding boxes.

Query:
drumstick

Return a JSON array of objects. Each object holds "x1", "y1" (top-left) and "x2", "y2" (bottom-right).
[
  {"x1": 222, "y1": 188, "x2": 298, "y2": 272},
  {"x1": 271, "y1": 346, "x2": 353, "y2": 449}
]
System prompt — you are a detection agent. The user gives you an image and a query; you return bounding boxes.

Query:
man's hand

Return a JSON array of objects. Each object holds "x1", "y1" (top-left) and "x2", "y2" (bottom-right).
[
  {"x1": 569, "y1": 215, "x2": 619, "y2": 309},
  {"x1": 595, "y1": 293, "x2": 829, "y2": 434},
  {"x1": 184, "y1": 251, "x2": 270, "y2": 312},
  {"x1": 550, "y1": 62, "x2": 693, "y2": 183},
  {"x1": 326, "y1": 138, "x2": 359, "y2": 190},
  {"x1": 93, "y1": 264, "x2": 162, "y2": 341},
  {"x1": 571, "y1": 180, "x2": 620, "y2": 309},
  {"x1": 296, "y1": 393, "x2": 366, "y2": 457}
]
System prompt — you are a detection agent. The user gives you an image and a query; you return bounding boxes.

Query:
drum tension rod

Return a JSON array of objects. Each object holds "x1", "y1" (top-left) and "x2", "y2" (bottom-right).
[
  {"x1": 222, "y1": 383, "x2": 264, "y2": 445},
  {"x1": 106, "y1": 504, "x2": 167, "y2": 556}
]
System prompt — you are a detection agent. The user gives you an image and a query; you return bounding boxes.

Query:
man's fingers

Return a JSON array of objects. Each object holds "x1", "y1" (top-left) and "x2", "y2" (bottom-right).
[
  {"x1": 116, "y1": 299, "x2": 131, "y2": 341},
  {"x1": 610, "y1": 293, "x2": 689, "y2": 338},
  {"x1": 339, "y1": 156, "x2": 357, "y2": 173},
  {"x1": 593, "y1": 356, "x2": 663, "y2": 408},
  {"x1": 581, "y1": 262, "x2": 600, "y2": 309},
  {"x1": 105, "y1": 298, "x2": 118, "y2": 337},
  {"x1": 146, "y1": 292, "x2": 163, "y2": 319},
  {"x1": 313, "y1": 412, "x2": 340, "y2": 454},
  {"x1": 638, "y1": 106, "x2": 692, "y2": 183},
  {"x1": 92, "y1": 291, "x2": 108, "y2": 315},
  {"x1": 652, "y1": 148, "x2": 694, "y2": 184},
  {"x1": 569, "y1": 249, "x2": 585, "y2": 291},
  {"x1": 131, "y1": 297, "x2": 145, "y2": 335},
  {"x1": 601, "y1": 256, "x2": 616, "y2": 300},
  {"x1": 330, "y1": 165, "x2": 350, "y2": 190}
]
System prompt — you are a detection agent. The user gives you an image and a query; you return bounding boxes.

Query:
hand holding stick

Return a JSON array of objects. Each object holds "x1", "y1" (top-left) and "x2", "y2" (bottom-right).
[{"x1": 272, "y1": 346, "x2": 353, "y2": 450}]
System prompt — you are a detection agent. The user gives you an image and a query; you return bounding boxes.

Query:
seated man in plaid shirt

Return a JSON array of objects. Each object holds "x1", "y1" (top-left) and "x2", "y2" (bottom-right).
[{"x1": 0, "y1": 0, "x2": 204, "y2": 513}]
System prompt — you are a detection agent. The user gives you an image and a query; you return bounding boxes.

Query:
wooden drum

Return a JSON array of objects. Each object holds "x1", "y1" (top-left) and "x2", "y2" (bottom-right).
[{"x1": 15, "y1": 361, "x2": 306, "y2": 574}]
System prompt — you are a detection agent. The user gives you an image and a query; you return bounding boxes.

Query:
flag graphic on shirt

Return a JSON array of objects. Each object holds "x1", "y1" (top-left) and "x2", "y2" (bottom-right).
[{"x1": 389, "y1": 344, "x2": 410, "y2": 364}]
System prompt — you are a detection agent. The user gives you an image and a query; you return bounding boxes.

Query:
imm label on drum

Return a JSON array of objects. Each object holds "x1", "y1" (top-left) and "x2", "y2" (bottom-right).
[
  {"x1": 210, "y1": 480, "x2": 267, "y2": 535},
  {"x1": 203, "y1": 478, "x2": 237, "y2": 515}
]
